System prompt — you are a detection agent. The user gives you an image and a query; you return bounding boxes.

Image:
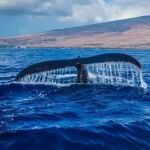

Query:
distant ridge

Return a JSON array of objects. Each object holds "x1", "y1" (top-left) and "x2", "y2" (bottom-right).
[{"x1": 0, "y1": 16, "x2": 150, "y2": 49}]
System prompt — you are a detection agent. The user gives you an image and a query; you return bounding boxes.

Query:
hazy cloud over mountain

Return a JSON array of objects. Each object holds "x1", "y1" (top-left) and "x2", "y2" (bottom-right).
[
  {"x1": 0, "y1": 0, "x2": 150, "y2": 36},
  {"x1": 0, "y1": 0, "x2": 150, "y2": 22}
]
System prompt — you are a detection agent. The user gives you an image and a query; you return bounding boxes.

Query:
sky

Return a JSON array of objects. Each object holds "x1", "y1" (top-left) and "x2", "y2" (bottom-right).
[{"x1": 0, "y1": 0, "x2": 150, "y2": 36}]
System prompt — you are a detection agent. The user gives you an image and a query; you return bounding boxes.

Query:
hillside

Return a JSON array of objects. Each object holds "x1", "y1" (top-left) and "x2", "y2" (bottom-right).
[{"x1": 0, "y1": 16, "x2": 150, "y2": 49}]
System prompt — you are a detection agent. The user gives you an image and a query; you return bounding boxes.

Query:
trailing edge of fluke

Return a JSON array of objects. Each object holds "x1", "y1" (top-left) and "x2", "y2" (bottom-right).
[{"x1": 15, "y1": 53, "x2": 141, "y2": 81}]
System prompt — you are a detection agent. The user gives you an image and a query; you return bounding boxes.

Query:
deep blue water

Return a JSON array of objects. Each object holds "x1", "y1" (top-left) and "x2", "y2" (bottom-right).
[{"x1": 0, "y1": 48, "x2": 150, "y2": 150}]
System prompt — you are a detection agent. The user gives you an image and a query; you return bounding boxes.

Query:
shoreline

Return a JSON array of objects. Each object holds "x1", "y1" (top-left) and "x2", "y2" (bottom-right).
[{"x1": 0, "y1": 47, "x2": 150, "y2": 50}]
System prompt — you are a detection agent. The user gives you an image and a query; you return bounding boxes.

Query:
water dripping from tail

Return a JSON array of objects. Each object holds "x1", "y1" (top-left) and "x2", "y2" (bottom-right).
[{"x1": 18, "y1": 62, "x2": 147, "y2": 89}]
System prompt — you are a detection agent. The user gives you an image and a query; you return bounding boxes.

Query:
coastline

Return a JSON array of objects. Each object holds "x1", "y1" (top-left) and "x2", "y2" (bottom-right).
[{"x1": 0, "y1": 47, "x2": 150, "y2": 50}]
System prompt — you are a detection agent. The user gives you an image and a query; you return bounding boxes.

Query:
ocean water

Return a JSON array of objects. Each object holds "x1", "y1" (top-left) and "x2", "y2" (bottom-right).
[{"x1": 0, "y1": 48, "x2": 150, "y2": 150}]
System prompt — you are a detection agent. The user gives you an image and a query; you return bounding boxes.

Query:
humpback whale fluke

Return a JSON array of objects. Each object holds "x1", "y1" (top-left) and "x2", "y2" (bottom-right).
[{"x1": 15, "y1": 53, "x2": 141, "y2": 82}]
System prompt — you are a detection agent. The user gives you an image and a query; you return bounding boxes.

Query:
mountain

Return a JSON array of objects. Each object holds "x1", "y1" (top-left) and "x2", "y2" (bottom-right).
[{"x1": 0, "y1": 16, "x2": 150, "y2": 49}]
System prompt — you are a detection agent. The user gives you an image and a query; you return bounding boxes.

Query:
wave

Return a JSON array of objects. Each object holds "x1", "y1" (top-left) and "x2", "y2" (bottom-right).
[
  {"x1": 1, "y1": 120, "x2": 150, "y2": 150},
  {"x1": 0, "y1": 82, "x2": 147, "y2": 97}
]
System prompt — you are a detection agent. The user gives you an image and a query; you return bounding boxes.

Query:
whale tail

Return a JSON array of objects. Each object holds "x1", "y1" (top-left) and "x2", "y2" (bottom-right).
[{"x1": 15, "y1": 53, "x2": 141, "y2": 82}]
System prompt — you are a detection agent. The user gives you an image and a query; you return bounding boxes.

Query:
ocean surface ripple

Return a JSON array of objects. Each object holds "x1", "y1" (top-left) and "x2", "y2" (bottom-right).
[{"x1": 0, "y1": 48, "x2": 150, "y2": 150}]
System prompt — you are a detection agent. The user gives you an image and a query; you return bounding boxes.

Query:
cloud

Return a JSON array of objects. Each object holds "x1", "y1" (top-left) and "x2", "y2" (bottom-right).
[
  {"x1": 0, "y1": 0, "x2": 72, "y2": 16},
  {"x1": 0, "y1": 0, "x2": 150, "y2": 24},
  {"x1": 60, "y1": 0, "x2": 150, "y2": 24}
]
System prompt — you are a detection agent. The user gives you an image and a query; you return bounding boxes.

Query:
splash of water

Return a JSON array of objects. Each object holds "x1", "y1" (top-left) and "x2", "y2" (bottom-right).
[{"x1": 18, "y1": 62, "x2": 147, "y2": 88}]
